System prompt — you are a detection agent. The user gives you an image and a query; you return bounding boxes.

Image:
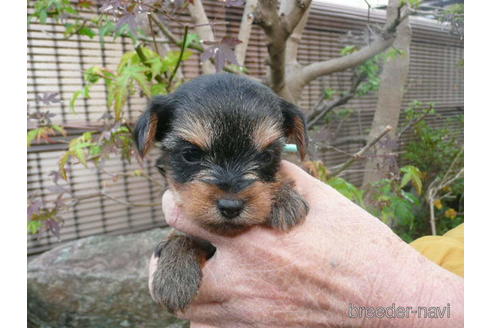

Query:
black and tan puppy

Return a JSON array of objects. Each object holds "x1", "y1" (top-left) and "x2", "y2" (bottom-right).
[{"x1": 133, "y1": 73, "x2": 309, "y2": 313}]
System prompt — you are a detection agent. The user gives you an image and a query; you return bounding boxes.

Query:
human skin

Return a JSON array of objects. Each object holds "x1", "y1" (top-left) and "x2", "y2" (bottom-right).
[{"x1": 149, "y1": 161, "x2": 464, "y2": 328}]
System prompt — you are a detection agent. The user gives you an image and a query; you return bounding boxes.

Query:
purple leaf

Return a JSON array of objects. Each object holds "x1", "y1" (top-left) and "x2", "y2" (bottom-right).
[
  {"x1": 28, "y1": 109, "x2": 57, "y2": 125},
  {"x1": 37, "y1": 92, "x2": 61, "y2": 105},
  {"x1": 54, "y1": 194, "x2": 66, "y2": 209},
  {"x1": 115, "y1": 13, "x2": 139, "y2": 35},
  {"x1": 27, "y1": 199, "x2": 44, "y2": 219},
  {"x1": 47, "y1": 185, "x2": 70, "y2": 194},
  {"x1": 48, "y1": 170, "x2": 61, "y2": 184},
  {"x1": 201, "y1": 37, "x2": 242, "y2": 72},
  {"x1": 45, "y1": 219, "x2": 61, "y2": 239}
]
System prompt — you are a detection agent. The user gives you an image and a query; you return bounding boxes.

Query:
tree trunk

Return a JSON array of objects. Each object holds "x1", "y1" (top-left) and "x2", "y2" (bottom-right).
[{"x1": 362, "y1": 0, "x2": 411, "y2": 187}]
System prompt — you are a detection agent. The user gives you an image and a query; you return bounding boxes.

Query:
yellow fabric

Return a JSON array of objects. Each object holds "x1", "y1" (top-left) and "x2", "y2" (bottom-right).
[{"x1": 410, "y1": 224, "x2": 464, "y2": 277}]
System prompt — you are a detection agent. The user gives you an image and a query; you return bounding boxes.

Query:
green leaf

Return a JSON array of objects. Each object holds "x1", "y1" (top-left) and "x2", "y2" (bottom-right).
[
  {"x1": 27, "y1": 129, "x2": 42, "y2": 146},
  {"x1": 117, "y1": 51, "x2": 136, "y2": 73},
  {"x1": 70, "y1": 90, "x2": 82, "y2": 112},
  {"x1": 28, "y1": 220, "x2": 44, "y2": 234},
  {"x1": 386, "y1": 48, "x2": 405, "y2": 60},
  {"x1": 340, "y1": 45, "x2": 357, "y2": 55},
  {"x1": 84, "y1": 66, "x2": 102, "y2": 83},
  {"x1": 90, "y1": 145, "x2": 102, "y2": 157},
  {"x1": 185, "y1": 33, "x2": 200, "y2": 48},
  {"x1": 79, "y1": 26, "x2": 96, "y2": 38},
  {"x1": 400, "y1": 165, "x2": 423, "y2": 195},
  {"x1": 393, "y1": 198, "x2": 414, "y2": 224},
  {"x1": 327, "y1": 177, "x2": 364, "y2": 205},
  {"x1": 147, "y1": 56, "x2": 164, "y2": 77},
  {"x1": 73, "y1": 148, "x2": 87, "y2": 166},
  {"x1": 163, "y1": 50, "x2": 193, "y2": 71},
  {"x1": 58, "y1": 152, "x2": 71, "y2": 180},
  {"x1": 133, "y1": 72, "x2": 152, "y2": 97},
  {"x1": 323, "y1": 88, "x2": 336, "y2": 100},
  {"x1": 81, "y1": 131, "x2": 93, "y2": 141},
  {"x1": 52, "y1": 125, "x2": 67, "y2": 136},
  {"x1": 151, "y1": 83, "x2": 168, "y2": 96}
]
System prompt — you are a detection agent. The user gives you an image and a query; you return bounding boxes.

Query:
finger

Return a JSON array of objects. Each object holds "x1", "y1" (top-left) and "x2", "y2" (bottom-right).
[
  {"x1": 279, "y1": 160, "x2": 330, "y2": 198},
  {"x1": 162, "y1": 190, "x2": 227, "y2": 246},
  {"x1": 148, "y1": 254, "x2": 158, "y2": 301},
  {"x1": 190, "y1": 323, "x2": 217, "y2": 328}
]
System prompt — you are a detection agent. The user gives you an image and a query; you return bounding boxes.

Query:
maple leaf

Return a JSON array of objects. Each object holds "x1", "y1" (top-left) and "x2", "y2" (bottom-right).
[
  {"x1": 115, "y1": 12, "x2": 139, "y2": 35},
  {"x1": 28, "y1": 108, "x2": 57, "y2": 126},
  {"x1": 201, "y1": 37, "x2": 242, "y2": 72},
  {"x1": 49, "y1": 170, "x2": 61, "y2": 184},
  {"x1": 27, "y1": 199, "x2": 44, "y2": 219},
  {"x1": 47, "y1": 185, "x2": 70, "y2": 194},
  {"x1": 45, "y1": 218, "x2": 62, "y2": 239},
  {"x1": 37, "y1": 92, "x2": 61, "y2": 105}
]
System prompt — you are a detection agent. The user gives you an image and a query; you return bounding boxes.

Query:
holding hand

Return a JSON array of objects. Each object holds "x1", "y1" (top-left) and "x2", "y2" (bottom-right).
[{"x1": 149, "y1": 161, "x2": 463, "y2": 328}]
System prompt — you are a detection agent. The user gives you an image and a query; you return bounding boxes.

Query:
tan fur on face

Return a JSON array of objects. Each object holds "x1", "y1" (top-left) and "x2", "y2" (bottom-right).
[
  {"x1": 142, "y1": 113, "x2": 158, "y2": 156},
  {"x1": 173, "y1": 115, "x2": 212, "y2": 149},
  {"x1": 172, "y1": 179, "x2": 278, "y2": 235},
  {"x1": 292, "y1": 116, "x2": 307, "y2": 160},
  {"x1": 252, "y1": 117, "x2": 283, "y2": 150}
]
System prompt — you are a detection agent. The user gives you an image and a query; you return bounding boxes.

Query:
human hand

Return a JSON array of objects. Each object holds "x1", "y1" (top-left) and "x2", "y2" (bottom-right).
[{"x1": 149, "y1": 161, "x2": 463, "y2": 328}]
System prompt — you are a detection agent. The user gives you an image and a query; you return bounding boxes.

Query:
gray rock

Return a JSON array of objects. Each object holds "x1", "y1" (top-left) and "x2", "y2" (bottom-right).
[{"x1": 28, "y1": 228, "x2": 189, "y2": 328}]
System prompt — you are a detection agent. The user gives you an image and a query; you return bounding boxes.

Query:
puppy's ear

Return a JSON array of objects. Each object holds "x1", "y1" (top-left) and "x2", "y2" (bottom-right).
[
  {"x1": 279, "y1": 99, "x2": 308, "y2": 161},
  {"x1": 133, "y1": 95, "x2": 175, "y2": 158}
]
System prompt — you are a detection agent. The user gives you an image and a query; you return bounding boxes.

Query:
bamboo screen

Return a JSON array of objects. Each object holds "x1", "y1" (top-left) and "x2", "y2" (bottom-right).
[{"x1": 27, "y1": 1, "x2": 463, "y2": 255}]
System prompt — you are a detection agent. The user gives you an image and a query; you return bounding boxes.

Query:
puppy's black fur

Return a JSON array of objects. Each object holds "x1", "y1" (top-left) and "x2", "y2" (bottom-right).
[{"x1": 134, "y1": 73, "x2": 309, "y2": 313}]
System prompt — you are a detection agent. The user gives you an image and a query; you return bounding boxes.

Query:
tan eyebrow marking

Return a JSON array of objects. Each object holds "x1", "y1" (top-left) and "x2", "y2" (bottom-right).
[
  {"x1": 173, "y1": 116, "x2": 212, "y2": 149},
  {"x1": 252, "y1": 117, "x2": 283, "y2": 149}
]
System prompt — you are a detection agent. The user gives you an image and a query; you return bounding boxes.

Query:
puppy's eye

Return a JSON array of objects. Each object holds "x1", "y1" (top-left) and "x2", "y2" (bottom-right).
[
  {"x1": 156, "y1": 165, "x2": 166, "y2": 177},
  {"x1": 258, "y1": 151, "x2": 273, "y2": 164},
  {"x1": 182, "y1": 148, "x2": 203, "y2": 164}
]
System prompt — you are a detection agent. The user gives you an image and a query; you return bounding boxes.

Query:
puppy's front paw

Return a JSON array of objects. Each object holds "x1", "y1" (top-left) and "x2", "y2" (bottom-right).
[
  {"x1": 268, "y1": 181, "x2": 309, "y2": 231},
  {"x1": 150, "y1": 233, "x2": 202, "y2": 313}
]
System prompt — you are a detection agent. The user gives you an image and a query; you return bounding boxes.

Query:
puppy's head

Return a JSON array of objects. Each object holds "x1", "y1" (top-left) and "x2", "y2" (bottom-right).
[{"x1": 134, "y1": 73, "x2": 307, "y2": 234}]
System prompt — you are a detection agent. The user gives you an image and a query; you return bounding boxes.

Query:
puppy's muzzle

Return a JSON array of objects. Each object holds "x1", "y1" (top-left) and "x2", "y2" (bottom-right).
[{"x1": 217, "y1": 198, "x2": 244, "y2": 219}]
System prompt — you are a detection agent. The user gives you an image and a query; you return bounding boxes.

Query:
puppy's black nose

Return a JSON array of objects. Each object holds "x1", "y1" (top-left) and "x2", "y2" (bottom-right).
[{"x1": 217, "y1": 199, "x2": 244, "y2": 219}]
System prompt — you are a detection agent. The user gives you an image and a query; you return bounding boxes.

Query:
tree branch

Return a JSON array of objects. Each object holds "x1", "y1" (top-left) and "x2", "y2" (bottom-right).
[
  {"x1": 149, "y1": 13, "x2": 258, "y2": 79},
  {"x1": 282, "y1": 0, "x2": 312, "y2": 34},
  {"x1": 425, "y1": 147, "x2": 464, "y2": 235},
  {"x1": 168, "y1": 25, "x2": 189, "y2": 87},
  {"x1": 235, "y1": 0, "x2": 258, "y2": 66},
  {"x1": 253, "y1": 0, "x2": 312, "y2": 99},
  {"x1": 299, "y1": 4, "x2": 406, "y2": 87},
  {"x1": 397, "y1": 105, "x2": 433, "y2": 138},
  {"x1": 73, "y1": 191, "x2": 161, "y2": 208},
  {"x1": 187, "y1": 0, "x2": 215, "y2": 74},
  {"x1": 301, "y1": 37, "x2": 394, "y2": 86},
  {"x1": 306, "y1": 73, "x2": 364, "y2": 129},
  {"x1": 306, "y1": 93, "x2": 354, "y2": 129},
  {"x1": 330, "y1": 125, "x2": 393, "y2": 177},
  {"x1": 284, "y1": 1, "x2": 310, "y2": 64},
  {"x1": 135, "y1": 43, "x2": 165, "y2": 84}
]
